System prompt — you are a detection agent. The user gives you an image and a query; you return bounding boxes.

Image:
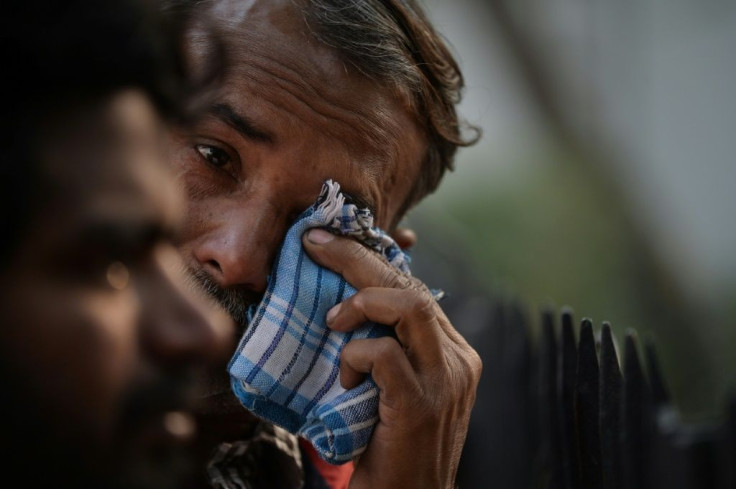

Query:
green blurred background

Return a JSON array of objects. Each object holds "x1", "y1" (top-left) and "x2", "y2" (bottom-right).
[{"x1": 406, "y1": 0, "x2": 736, "y2": 419}]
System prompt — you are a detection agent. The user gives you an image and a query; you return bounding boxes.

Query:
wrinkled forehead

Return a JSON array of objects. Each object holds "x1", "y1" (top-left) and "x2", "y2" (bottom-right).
[
  {"x1": 202, "y1": 0, "x2": 417, "y2": 160},
  {"x1": 210, "y1": 0, "x2": 326, "y2": 67}
]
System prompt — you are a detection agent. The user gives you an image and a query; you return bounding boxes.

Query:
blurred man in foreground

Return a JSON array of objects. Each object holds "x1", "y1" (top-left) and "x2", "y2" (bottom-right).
[
  {"x1": 0, "y1": 1, "x2": 232, "y2": 487},
  {"x1": 164, "y1": 1, "x2": 483, "y2": 487}
]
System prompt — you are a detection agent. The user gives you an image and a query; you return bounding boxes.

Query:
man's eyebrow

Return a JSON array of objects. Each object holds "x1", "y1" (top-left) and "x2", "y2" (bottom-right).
[{"x1": 210, "y1": 103, "x2": 273, "y2": 143}]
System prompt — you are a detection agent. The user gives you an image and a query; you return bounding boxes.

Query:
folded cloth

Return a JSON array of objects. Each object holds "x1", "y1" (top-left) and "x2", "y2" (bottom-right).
[{"x1": 228, "y1": 179, "x2": 412, "y2": 464}]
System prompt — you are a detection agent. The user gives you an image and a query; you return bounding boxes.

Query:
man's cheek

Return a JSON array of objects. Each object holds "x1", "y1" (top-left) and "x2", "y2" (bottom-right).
[{"x1": 182, "y1": 170, "x2": 227, "y2": 202}]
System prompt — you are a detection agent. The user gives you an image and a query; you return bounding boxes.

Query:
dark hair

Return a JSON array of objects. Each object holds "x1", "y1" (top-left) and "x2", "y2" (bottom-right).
[
  {"x1": 302, "y1": 0, "x2": 480, "y2": 216},
  {"x1": 0, "y1": 0, "x2": 198, "y2": 262}
]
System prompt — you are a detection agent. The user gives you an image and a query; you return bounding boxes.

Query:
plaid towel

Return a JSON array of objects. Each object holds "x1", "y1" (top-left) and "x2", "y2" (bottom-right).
[{"x1": 228, "y1": 180, "x2": 411, "y2": 464}]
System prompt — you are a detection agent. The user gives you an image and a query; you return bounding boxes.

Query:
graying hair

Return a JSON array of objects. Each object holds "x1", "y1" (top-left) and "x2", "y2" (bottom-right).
[{"x1": 301, "y1": 0, "x2": 480, "y2": 217}]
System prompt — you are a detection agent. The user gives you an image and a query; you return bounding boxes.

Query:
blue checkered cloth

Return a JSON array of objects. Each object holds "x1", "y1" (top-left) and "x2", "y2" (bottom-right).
[{"x1": 228, "y1": 180, "x2": 411, "y2": 464}]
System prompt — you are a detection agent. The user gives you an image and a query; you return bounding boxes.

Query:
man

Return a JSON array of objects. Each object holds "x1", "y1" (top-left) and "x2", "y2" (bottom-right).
[
  {"x1": 165, "y1": 1, "x2": 483, "y2": 488},
  {"x1": 0, "y1": 1, "x2": 232, "y2": 488}
]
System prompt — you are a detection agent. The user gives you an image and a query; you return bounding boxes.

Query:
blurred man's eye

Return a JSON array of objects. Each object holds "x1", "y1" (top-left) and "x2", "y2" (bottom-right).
[
  {"x1": 105, "y1": 261, "x2": 130, "y2": 290},
  {"x1": 79, "y1": 247, "x2": 140, "y2": 285},
  {"x1": 196, "y1": 144, "x2": 231, "y2": 168},
  {"x1": 52, "y1": 220, "x2": 166, "y2": 289},
  {"x1": 53, "y1": 250, "x2": 132, "y2": 289}
]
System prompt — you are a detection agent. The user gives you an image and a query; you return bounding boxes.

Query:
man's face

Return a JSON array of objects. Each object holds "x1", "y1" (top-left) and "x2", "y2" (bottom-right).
[
  {"x1": 0, "y1": 91, "x2": 231, "y2": 488},
  {"x1": 168, "y1": 0, "x2": 426, "y2": 329}
]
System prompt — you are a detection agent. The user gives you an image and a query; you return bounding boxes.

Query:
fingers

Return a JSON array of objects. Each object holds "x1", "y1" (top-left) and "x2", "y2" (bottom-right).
[
  {"x1": 327, "y1": 287, "x2": 444, "y2": 362},
  {"x1": 339, "y1": 337, "x2": 420, "y2": 406},
  {"x1": 303, "y1": 229, "x2": 414, "y2": 290},
  {"x1": 303, "y1": 228, "x2": 483, "y2": 489},
  {"x1": 304, "y1": 228, "x2": 464, "y2": 350}
]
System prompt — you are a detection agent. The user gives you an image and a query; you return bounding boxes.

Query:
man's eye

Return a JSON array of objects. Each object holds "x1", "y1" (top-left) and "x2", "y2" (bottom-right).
[{"x1": 195, "y1": 144, "x2": 231, "y2": 168}]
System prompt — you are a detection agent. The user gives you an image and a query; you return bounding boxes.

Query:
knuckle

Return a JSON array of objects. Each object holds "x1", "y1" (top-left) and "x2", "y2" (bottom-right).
[
  {"x1": 405, "y1": 291, "x2": 437, "y2": 320},
  {"x1": 440, "y1": 349, "x2": 483, "y2": 402},
  {"x1": 374, "y1": 336, "x2": 402, "y2": 362},
  {"x1": 349, "y1": 291, "x2": 371, "y2": 318},
  {"x1": 471, "y1": 349, "x2": 483, "y2": 378},
  {"x1": 341, "y1": 340, "x2": 357, "y2": 357},
  {"x1": 466, "y1": 349, "x2": 483, "y2": 387},
  {"x1": 460, "y1": 357, "x2": 483, "y2": 406},
  {"x1": 349, "y1": 292, "x2": 365, "y2": 312}
]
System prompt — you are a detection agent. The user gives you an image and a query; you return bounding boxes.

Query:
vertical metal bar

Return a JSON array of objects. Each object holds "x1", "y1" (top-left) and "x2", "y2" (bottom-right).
[
  {"x1": 717, "y1": 397, "x2": 736, "y2": 489},
  {"x1": 504, "y1": 301, "x2": 536, "y2": 487},
  {"x1": 642, "y1": 335, "x2": 681, "y2": 489},
  {"x1": 687, "y1": 425, "x2": 720, "y2": 489},
  {"x1": 455, "y1": 297, "x2": 511, "y2": 488},
  {"x1": 622, "y1": 330, "x2": 650, "y2": 489},
  {"x1": 576, "y1": 318, "x2": 603, "y2": 488},
  {"x1": 537, "y1": 308, "x2": 564, "y2": 488},
  {"x1": 728, "y1": 397, "x2": 736, "y2": 489},
  {"x1": 644, "y1": 338, "x2": 671, "y2": 409},
  {"x1": 560, "y1": 308, "x2": 580, "y2": 489},
  {"x1": 600, "y1": 322, "x2": 622, "y2": 489}
]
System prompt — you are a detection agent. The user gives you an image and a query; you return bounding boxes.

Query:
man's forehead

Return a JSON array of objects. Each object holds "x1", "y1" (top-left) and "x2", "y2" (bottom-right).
[
  {"x1": 208, "y1": 0, "x2": 265, "y2": 26},
  {"x1": 215, "y1": 0, "x2": 352, "y2": 87},
  {"x1": 219, "y1": 37, "x2": 403, "y2": 153},
  {"x1": 203, "y1": 1, "x2": 414, "y2": 131}
]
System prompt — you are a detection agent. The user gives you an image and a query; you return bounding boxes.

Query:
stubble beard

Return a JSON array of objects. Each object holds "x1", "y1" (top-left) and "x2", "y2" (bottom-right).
[
  {"x1": 181, "y1": 265, "x2": 262, "y2": 407},
  {"x1": 183, "y1": 266, "x2": 258, "y2": 333}
]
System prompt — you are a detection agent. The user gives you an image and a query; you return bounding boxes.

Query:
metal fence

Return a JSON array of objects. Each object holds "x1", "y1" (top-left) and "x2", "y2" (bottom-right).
[{"x1": 454, "y1": 299, "x2": 736, "y2": 489}]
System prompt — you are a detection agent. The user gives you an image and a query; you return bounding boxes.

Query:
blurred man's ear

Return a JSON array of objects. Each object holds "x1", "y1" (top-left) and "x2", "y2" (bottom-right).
[{"x1": 391, "y1": 228, "x2": 417, "y2": 250}]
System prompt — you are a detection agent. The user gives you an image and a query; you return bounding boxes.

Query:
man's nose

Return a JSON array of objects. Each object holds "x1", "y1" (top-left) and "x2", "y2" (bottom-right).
[
  {"x1": 192, "y1": 202, "x2": 284, "y2": 293},
  {"x1": 141, "y1": 245, "x2": 234, "y2": 366}
]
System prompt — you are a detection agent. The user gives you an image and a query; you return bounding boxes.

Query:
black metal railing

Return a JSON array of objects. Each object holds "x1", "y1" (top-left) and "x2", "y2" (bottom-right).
[{"x1": 455, "y1": 300, "x2": 736, "y2": 489}]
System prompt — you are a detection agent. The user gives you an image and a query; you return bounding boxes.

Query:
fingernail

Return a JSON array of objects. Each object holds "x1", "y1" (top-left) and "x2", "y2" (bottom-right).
[
  {"x1": 326, "y1": 303, "x2": 341, "y2": 324},
  {"x1": 308, "y1": 229, "x2": 335, "y2": 244}
]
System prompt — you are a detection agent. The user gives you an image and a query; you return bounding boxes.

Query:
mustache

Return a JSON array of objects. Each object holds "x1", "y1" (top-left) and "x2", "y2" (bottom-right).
[{"x1": 183, "y1": 266, "x2": 260, "y2": 329}]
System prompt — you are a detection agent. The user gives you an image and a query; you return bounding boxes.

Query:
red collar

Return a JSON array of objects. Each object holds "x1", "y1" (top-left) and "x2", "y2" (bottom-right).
[{"x1": 299, "y1": 438, "x2": 354, "y2": 489}]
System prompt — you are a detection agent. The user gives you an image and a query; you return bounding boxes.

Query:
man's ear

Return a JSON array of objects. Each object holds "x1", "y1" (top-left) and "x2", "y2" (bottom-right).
[{"x1": 391, "y1": 228, "x2": 417, "y2": 250}]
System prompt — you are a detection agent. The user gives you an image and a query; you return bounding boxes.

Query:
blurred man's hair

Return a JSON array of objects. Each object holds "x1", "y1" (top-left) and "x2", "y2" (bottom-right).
[{"x1": 0, "y1": 0, "x2": 204, "y2": 262}]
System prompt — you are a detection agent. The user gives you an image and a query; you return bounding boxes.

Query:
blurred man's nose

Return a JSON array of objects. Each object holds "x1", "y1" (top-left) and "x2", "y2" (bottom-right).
[
  {"x1": 192, "y1": 200, "x2": 286, "y2": 294},
  {"x1": 141, "y1": 245, "x2": 234, "y2": 365}
]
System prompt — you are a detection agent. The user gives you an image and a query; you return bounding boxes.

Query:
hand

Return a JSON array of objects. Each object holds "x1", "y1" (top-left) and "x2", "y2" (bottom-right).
[{"x1": 303, "y1": 229, "x2": 482, "y2": 489}]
